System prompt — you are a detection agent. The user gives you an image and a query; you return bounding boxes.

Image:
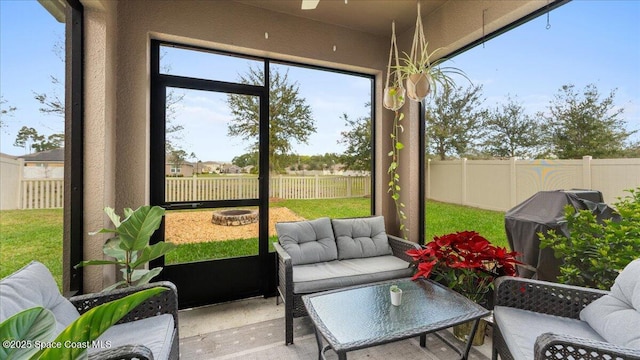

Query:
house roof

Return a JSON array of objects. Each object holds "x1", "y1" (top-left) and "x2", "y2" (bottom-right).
[{"x1": 17, "y1": 148, "x2": 64, "y2": 162}]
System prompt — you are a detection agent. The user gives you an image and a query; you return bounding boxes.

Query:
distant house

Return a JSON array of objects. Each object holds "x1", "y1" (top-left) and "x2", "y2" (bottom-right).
[
  {"x1": 16, "y1": 148, "x2": 64, "y2": 179},
  {"x1": 165, "y1": 162, "x2": 194, "y2": 177}
]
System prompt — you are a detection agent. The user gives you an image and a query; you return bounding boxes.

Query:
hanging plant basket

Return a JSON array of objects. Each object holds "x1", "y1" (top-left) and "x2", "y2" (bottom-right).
[
  {"x1": 396, "y1": 3, "x2": 468, "y2": 103},
  {"x1": 383, "y1": 21, "x2": 405, "y2": 111},
  {"x1": 383, "y1": 86, "x2": 406, "y2": 111},
  {"x1": 406, "y1": 72, "x2": 431, "y2": 102}
]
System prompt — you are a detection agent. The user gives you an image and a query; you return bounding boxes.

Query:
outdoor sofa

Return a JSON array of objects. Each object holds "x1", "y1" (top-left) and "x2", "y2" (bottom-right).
[
  {"x1": 274, "y1": 215, "x2": 420, "y2": 345},
  {"x1": 492, "y1": 258, "x2": 640, "y2": 360},
  {"x1": 0, "y1": 261, "x2": 179, "y2": 360}
]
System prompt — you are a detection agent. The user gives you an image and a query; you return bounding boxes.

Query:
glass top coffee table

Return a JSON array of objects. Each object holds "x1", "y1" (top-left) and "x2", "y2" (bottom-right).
[{"x1": 302, "y1": 278, "x2": 490, "y2": 360}]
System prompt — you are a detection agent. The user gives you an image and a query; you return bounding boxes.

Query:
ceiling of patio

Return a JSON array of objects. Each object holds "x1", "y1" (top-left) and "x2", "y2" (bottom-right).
[{"x1": 233, "y1": 0, "x2": 447, "y2": 37}]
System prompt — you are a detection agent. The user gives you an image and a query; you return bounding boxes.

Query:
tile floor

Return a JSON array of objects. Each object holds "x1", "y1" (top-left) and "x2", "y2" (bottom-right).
[{"x1": 178, "y1": 296, "x2": 494, "y2": 358}]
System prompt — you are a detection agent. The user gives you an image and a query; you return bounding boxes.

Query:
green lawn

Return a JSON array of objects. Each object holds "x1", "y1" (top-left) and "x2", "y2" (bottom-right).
[
  {"x1": 0, "y1": 209, "x2": 64, "y2": 289},
  {"x1": 1, "y1": 199, "x2": 509, "y2": 285}
]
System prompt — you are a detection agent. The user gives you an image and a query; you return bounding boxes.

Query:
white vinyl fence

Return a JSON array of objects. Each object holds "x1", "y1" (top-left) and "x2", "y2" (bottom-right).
[
  {"x1": 427, "y1": 156, "x2": 640, "y2": 211},
  {"x1": 4, "y1": 157, "x2": 639, "y2": 210},
  {"x1": 166, "y1": 175, "x2": 371, "y2": 202}
]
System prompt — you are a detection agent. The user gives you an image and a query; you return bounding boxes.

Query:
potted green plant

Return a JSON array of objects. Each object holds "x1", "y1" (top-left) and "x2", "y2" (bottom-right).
[
  {"x1": 0, "y1": 287, "x2": 166, "y2": 360},
  {"x1": 396, "y1": 2, "x2": 468, "y2": 102},
  {"x1": 383, "y1": 21, "x2": 406, "y2": 111},
  {"x1": 389, "y1": 284, "x2": 403, "y2": 306},
  {"x1": 540, "y1": 187, "x2": 640, "y2": 289},
  {"x1": 406, "y1": 231, "x2": 521, "y2": 345},
  {"x1": 397, "y1": 43, "x2": 467, "y2": 102},
  {"x1": 76, "y1": 205, "x2": 176, "y2": 291}
]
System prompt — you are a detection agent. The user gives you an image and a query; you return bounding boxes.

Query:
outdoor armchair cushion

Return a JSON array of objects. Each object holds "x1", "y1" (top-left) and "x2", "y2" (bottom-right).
[
  {"x1": 494, "y1": 306, "x2": 606, "y2": 360},
  {"x1": 276, "y1": 217, "x2": 337, "y2": 265},
  {"x1": 332, "y1": 216, "x2": 392, "y2": 260},
  {"x1": 579, "y1": 259, "x2": 640, "y2": 349},
  {"x1": 89, "y1": 313, "x2": 175, "y2": 359},
  {"x1": 0, "y1": 261, "x2": 80, "y2": 333}
]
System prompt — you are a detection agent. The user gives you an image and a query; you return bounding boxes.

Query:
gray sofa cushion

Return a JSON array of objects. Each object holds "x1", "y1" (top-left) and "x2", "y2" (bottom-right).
[
  {"x1": 292, "y1": 255, "x2": 412, "y2": 294},
  {"x1": 579, "y1": 259, "x2": 640, "y2": 349},
  {"x1": 494, "y1": 306, "x2": 606, "y2": 360},
  {"x1": 276, "y1": 217, "x2": 337, "y2": 265},
  {"x1": 332, "y1": 216, "x2": 391, "y2": 260},
  {"x1": 0, "y1": 261, "x2": 80, "y2": 334},
  {"x1": 91, "y1": 314, "x2": 175, "y2": 360}
]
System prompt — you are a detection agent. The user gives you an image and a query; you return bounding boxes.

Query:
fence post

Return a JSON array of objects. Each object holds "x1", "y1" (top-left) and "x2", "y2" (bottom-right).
[
  {"x1": 192, "y1": 175, "x2": 197, "y2": 201},
  {"x1": 346, "y1": 177, "x2": 352, "y2": 197},
  {"x1": 426, "y1": 159, "x2": 431, "y2": 199},
  {"x1": 18, "y1": 159, "x2": 24, "y2": 209},
  {"x1": 510, "y1": 157, "x2": 518, "y2": 208},
  {"x1": 582, "y1": 156, "x2": 592, "y2": 189},
  {"x1": 315, "y1": 174, "x2": 320, "y2": 199},
  {"x1": 461, "y1": 158, "x2": 467, "y2": 206},
  {"x1": 279, "y1": 175, "x2": 283, "y2": 199}
]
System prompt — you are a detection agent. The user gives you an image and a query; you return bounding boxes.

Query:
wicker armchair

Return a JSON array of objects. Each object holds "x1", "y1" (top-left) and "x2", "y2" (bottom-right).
[
  {"x1": 70, "y1": 281, "x2": 179, "y2": 360},
  {"x1": 275, "y1": 231, "x2": 419, "y2": 345},
  {"x1": 492, "y1": 276, "x2": 640, "y2": 360}
]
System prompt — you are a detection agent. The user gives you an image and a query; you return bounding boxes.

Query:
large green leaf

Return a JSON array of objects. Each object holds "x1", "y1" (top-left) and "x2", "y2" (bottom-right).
[
  {"x1": 103, "y1": 207, "x2": 121, "y2": 228},
  {"x1": 131, "y1": 242, "x2": 177, "y2": 269},
  {"x1": 102, "y1": 238, "x2": 126, "y2": 261},
  {"x1": 0, "y1": 307, "x2": 56, "y2": 360},
  {"x1": 131, "y1": 268, "x2": 163, "y2": 286},
  {"x1": 117, "y1": 206, "x2": 165, "y2": 251},
  {"x1": 38, "y1": 287, "x2": 167, "y2": 360}
]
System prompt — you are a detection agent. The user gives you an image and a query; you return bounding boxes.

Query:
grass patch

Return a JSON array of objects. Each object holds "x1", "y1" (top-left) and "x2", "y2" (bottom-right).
[
  {"x1": 273, "y1": 197, "x2": 371, "y2": 219},
  {"x1": 166, "y1": 236, "x2": 278, "y2": 264},
  {"x1": 0, "y1": 209, "x2": 64, "y2": 290},
  {"x1": 0, "y1": 199, "x2": 509, "y2": 284},
  {"x1": 425, "y1": 200, "x2": 508, "y2": 248}
]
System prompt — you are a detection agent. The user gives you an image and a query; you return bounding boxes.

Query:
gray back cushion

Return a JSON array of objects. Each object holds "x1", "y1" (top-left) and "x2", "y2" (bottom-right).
[
  {"x1": 0, "y1": 261, "x2": 80, "y2": 334},
  {"x1": 332, "y1": 216, "x2": 391, "y2": 260},
  {"x1": 579, "y1": 259, "x2": 640, "y2": 349},
  {"x1": 276, "y1": 217, "x2": 337, "y2": 265}
]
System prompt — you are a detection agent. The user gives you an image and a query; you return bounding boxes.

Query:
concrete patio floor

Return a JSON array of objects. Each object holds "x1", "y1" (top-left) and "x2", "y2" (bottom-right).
[{"x1": 178, "y1": 296, "x2": 493, "y2": 359}]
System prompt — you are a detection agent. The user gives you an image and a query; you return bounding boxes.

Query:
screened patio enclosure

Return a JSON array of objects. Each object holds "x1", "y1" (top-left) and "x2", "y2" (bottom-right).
[{"x1": 56, "y1": 0, "x2": 568, "y2": 305}]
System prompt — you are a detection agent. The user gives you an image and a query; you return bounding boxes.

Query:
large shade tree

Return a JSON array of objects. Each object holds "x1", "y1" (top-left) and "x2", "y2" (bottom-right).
[
  {"x1": 338, "y1": 103, "x2": 371, "y2": 171},
  {"x1": 482, "y1": 97, "x2": 544, "y2": 158},
  {"x1": 540, "y1": 84, "x2": 636, "y2": 159},
  {"x1": 227, "y1": 66, "x2": 315, "y2": 173},
  {"x1": 425, "y1": 84, "x2": 487, "y2": 160}
]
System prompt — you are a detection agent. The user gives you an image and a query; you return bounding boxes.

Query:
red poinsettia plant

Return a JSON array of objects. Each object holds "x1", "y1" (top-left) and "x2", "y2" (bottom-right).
[{"x1": 406, "y1": 231, "x2": 521, "y2": 304}]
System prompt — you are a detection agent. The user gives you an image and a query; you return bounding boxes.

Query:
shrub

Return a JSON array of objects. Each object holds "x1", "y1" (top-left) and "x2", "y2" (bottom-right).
[{"x1": 539, "y1": 187, "x2": 640, "y2": 289}]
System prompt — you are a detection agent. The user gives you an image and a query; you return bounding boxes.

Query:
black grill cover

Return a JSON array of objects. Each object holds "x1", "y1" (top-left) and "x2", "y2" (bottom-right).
[{"x1": 504, "y1": 190, "x2": 618, "y2": 282}]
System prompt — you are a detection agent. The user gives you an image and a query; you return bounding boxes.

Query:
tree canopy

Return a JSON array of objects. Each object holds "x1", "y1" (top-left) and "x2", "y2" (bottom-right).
[
  {"x1": 338, "y1": 104, "x2": 371, "y2": 171},
  {"x1": 227, "y1": 66, "x2": 316, "y2": 173},
  {"x1": 540, "y1": 84, "x2": 636, "y2": 159},
  {"x1": 425, "y1": 84, "x2": 487, "y2": 160},
  {"x1": 482, "y1": 97, "x2": 544, "y2": 158}
]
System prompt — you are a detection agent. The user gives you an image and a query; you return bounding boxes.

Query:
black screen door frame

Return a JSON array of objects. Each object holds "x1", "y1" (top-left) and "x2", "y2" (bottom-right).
[{"x1": 149, "y1": 40, "x2": 271, "y2": 308}]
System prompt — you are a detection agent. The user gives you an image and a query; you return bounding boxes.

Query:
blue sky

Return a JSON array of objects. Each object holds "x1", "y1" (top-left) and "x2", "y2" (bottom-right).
[{"x1": 1, "y1": 0, "x2": 639, "y2": 162}]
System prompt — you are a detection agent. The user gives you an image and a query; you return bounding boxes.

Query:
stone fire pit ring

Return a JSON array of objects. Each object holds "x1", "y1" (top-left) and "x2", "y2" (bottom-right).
[{"x1": 211, "y1": 209, "x2": 259, "y2": 226}]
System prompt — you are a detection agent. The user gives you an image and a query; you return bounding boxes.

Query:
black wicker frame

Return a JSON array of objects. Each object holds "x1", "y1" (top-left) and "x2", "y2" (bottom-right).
[
  {"x1": 69, "y1": 281, "x2": 179, "y2": 360},
  {"x1": 492, "y1": 276, "x2": 640, "y2": 360},
  {"x1": 274, "y1": 234, "x2": 420, "y2": 345}
]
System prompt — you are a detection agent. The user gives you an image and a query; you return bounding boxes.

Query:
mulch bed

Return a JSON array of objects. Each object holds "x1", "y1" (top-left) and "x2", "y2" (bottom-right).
[{"x1": 165, "y1": 207, "x2": 305, "y2": 245}]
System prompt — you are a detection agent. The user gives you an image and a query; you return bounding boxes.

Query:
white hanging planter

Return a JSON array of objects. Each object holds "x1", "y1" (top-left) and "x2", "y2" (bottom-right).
[
  {"x1": 406, "y1": 72, "x2": 431, "y2": 102},
  {"x1": 383, "y1": 21, "x2": 405, "y2": 111},
  {"x1": 383, "y1": 86, "x2": 406, "y2": 111}
]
